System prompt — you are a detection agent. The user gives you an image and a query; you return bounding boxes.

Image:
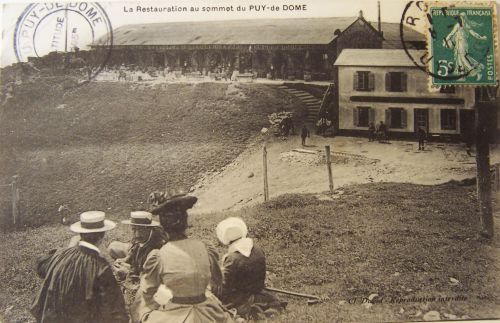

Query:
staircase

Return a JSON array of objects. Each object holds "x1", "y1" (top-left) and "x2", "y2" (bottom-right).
[{"x1": 277, "y1": 85, "x2": 322, "y2": 124}]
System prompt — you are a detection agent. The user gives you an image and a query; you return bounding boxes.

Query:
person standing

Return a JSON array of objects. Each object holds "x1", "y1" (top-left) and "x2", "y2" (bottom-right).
[
  {"x1": 31, "y1": 211, "x2": 128, "y2": 323},
  {"x1": 417, "y1": 126, "x2": 427, "y2": 151},
  {"x1": 301, "y1": 125, "x2": 310, "y2": 146},
  {"x1": 368, "y1": 122, "x2": 376, "y2": 142},
  {"x1": 131, "y1": 189, "x2": 234, "y2": 323},
  {"x1": 216, "y1": 217, "x2": 286, "y2": 320}
]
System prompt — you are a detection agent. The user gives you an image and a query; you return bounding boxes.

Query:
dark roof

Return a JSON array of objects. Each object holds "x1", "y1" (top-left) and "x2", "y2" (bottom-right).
[
  {"x1": 369, "y1": 21, "x2": 426, "y2": 49},
  {"x1": 97, "y1": 17, "x2": 360, "y2": 46}
]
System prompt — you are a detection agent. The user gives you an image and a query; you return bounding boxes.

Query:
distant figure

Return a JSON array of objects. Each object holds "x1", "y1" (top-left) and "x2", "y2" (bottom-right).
[
  {"x1": 31, "y1": 211, "x2": 128, "y2": 323},
  {"x1": 270, "y1": 65, "x2": 275, "y2": 80},
  {"x1": 417, "y1": 126, "x2": 427, "y2": 150},
  {"x1": 301, "y1": 125, "x2": 310, "y2": 146},
  {"x1": 377, "y1": 121, "x2": 387, "y2": 142},
  {"x1": 368, "y1": 122, "x2": 376, "y2": 142}
]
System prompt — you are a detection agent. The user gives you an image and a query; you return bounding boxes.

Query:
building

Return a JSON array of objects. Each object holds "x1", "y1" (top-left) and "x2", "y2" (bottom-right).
[
  {"x1": 334, "y1": 49, "x2": 476, "y2": 140},
  {"x1": 92, "y1": 14, "x2": 424, "y2": 81}
]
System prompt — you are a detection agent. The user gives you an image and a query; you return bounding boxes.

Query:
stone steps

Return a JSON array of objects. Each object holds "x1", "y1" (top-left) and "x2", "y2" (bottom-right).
[{"x1": 276, "y1": 85, "x2": 325, "y2": 124}]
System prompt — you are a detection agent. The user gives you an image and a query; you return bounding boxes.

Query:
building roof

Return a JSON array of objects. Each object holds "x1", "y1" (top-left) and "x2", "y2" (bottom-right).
[
  {"x1": 97, "y1": 17, "x2": 361, "y2": 46},
  {"x1": 369, "y1": 21, "x2": 426, "y2": 49},
  {"x1": 334, "y1": 49, "x2": 425, "y2": 67}
]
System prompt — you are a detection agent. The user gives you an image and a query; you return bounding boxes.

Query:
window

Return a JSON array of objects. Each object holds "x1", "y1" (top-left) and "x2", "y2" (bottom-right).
[
  {"x1": 385, "y1": 72, "x2": 407, "y2": 92},
  {"x1": 440, "y1": 86, "x2": 455, "y2": 94},
  {"x1": 353, "y1": 71, "x2": 374, "y2": 91},
  {"x1": 441, "y1": 109, "x2": 457, "y2": 130},
  {"x1": 354, "y1": 107, "x2": 372, "y2": 127},
  {"x1": 386, "y1": 108, "x2": 407, "y2": 129}
]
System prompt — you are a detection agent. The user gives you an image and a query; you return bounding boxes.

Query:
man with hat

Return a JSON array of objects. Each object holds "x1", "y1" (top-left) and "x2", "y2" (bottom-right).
[
  {"x1": 108, "y1": 211, "x2": 167, "y2": 279},
  {"x1": 215, "y1": 217, "x2": 286, "y2": 320},
  {"x1": 31, "y1": 211, "x2": 128, "y2": 323},
  {"x1": 131, "y1": 189, "x2": 234, "y2": 323}
]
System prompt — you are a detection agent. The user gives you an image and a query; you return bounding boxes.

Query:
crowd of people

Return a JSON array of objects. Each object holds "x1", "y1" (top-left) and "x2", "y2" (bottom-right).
[{"x1": 31, "y1": 189, "x2": 286, "y2": 323}]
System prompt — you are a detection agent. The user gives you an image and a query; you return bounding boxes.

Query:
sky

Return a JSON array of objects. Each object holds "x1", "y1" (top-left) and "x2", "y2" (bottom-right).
[{"x1": 1, "y1": 0, "x2": 499, "y2": 67}]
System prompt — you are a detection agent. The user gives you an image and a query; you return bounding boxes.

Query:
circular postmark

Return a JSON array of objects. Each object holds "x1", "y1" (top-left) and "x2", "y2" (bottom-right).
[
  {"x1": 400, "y1": 1, "x2": 496, "y2": 85},
  {"x1": 14, "y1": 2, "x2": 113, "y2": 83}
]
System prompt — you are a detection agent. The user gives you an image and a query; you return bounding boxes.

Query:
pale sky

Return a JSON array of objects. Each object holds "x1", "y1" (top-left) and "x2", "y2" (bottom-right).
[{"x1": 1, "y1": 0, "x2": 499, "y2": 67}]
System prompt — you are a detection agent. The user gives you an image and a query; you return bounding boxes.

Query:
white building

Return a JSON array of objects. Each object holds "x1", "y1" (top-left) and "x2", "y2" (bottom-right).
[{"x1": 334, "y1": 49, "x2": 476, "y2": 140}]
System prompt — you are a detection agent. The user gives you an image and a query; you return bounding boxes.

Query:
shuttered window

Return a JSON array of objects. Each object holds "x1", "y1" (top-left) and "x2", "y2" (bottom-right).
[
  {"x1": 385, "y1": 72, "x2": 407, "y2": 92},
  {"x1": 387, "y1": 108, "x2": 407, "y2": 129},
  {"x1": 440, "y1": 109, "x2": 457, "y2": 130},
  {"x1": 355, "y1": 107, "x2": 371, "y2": 127},
  {"x1": 354, "y1": 71, "x2": 374, "y2": 91}
]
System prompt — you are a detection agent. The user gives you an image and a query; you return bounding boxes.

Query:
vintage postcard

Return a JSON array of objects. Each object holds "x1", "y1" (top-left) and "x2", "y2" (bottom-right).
[{"x1": 1, "y1": 0, "x2": 499, "y2": 322}]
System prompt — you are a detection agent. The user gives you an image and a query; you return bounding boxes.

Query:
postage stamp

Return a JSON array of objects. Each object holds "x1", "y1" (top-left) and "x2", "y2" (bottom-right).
[{"x1": 427, "y1": 2, "x2": 498, "y2": 86}]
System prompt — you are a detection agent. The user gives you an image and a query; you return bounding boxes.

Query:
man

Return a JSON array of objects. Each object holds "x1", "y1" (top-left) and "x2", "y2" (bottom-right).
[
  {"x1": 108, "y1": 211, "x2": 167, "y2": 279},
  {"x1": 301, "y1": 125, "x2": 310, "y2": 146},
  {"x1": 417, "y1": 126, "x2": 427, "y2": 151},
  {"x1": 216, "y1": 217, "x2": 286, "y2": 320},
  {"x1": 31, "y1": 211, "x2": 128, "y2": 323},
  {"x1": 377, "y1": 121, "x2": 387, "y2": 142},
  {"x1": 368, "y1": 122, "x2": 376, "y2": 142}
]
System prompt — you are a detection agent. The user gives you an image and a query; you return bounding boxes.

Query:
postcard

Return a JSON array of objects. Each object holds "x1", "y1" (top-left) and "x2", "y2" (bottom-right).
[{"x1": 0, "y1": 0, "x2": 499, "y2": 322}]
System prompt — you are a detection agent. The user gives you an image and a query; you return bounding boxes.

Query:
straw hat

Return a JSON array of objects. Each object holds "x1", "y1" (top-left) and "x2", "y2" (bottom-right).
[
  {"x1": 216, "y1": 217, "x2": 248, "y2": 245},
  {"x1": 70, "y1": 211, "x2": 116, "y2": 233},
  {"x1": 121, "y1": 211, "x2": 159, "y2": 227}
]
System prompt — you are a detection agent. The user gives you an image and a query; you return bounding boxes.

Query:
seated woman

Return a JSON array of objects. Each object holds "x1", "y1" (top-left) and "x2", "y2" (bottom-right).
[
  {"x1": 216, "y1": 217, "x2": 286, "y2": 320},
  {"x1": 131, "y1": 189, "x2": 234, "y2": 323}
]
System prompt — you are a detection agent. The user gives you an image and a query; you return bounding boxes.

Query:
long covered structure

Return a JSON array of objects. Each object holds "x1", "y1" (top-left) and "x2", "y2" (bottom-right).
[{"x1": 91, "y1": 15, "x2": 424, "y2": 81}]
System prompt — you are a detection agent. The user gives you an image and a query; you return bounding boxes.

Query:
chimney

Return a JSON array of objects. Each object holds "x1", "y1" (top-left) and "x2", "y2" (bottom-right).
[
  {"x1": 378, "y1": 1, "x2": 382, "y2": 33},
  {"x1": 359, "y1": 10, "x2": 363, "y2": 18}
]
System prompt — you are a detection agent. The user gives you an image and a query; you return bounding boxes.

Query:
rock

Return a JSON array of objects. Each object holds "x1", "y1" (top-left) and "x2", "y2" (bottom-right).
[
  {"x1": 261, "y1": 127, "x2": 268, "y2": 134},
  {"x1": 338, "y1": 300, "x2": 347, "y2": 305},
  {"x1": 399, "y1": 307, "x2": 405, "y2": 314},
  {"x1": 393, "y1": 272, "x2": 401, "y2": 277},
  {"x1": 423, "y1": 311, "x2": 440, "y2": 321},
  {"x1": 248, "y1": 172, "x2": 254, "y2": 178},
  {"x1": 368, "y1": 293, "x2": 378, "y2": 301},
  {"x1": 449, "y1": 277, "x2": 459, "y2": 285},
  {"x1": 443, "y1": 313, "x2": 458, "y2": 319}
]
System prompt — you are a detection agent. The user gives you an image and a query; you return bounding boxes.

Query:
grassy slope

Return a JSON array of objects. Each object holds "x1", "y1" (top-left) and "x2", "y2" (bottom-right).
[
  {"x1": 0, "y1": 79, "x2": 304, "y2": 227},
  {"x1": 1, "y1": 182, "x2": 498, "y2": 322}
]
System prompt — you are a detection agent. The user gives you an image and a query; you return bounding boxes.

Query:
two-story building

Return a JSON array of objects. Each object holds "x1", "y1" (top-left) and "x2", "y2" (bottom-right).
[{"x1": 334, "y1": 49, "x2": 476, "y2": 140}]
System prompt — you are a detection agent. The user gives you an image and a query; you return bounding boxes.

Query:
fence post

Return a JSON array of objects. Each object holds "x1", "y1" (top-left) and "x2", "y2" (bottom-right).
[
  {"x1": 495, "y1": 163, "x2": 500, "y2": 191},
  {"x1": 325, "y1": 146, "x2": 334, "y2": 193},
  {"x1": 11, "y1": 175, "x2": 19, "y2": 227},
  {"x1": 263, "y1": 145, "x2": 269, "y2": 202}
]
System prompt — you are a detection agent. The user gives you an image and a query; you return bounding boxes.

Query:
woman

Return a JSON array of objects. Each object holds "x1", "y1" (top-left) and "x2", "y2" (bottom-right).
[
  {"x1": 131, "y1": 189, "x2": 234, "y2": 323},
  {"x1": 216, "y1": 217, "x2": 286, "y2": 320}
]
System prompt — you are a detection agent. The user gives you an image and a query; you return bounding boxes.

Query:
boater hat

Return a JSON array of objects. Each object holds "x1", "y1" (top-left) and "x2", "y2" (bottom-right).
[
  {"x1": 70, "y1": 211, "x2": 116, "y2": 233},
  {"x1": 151, "y1": 188, "x2": 198, "y2": 215},
  {"x1": 121, "y1": 211, "x2": 159, "y2": 227}
]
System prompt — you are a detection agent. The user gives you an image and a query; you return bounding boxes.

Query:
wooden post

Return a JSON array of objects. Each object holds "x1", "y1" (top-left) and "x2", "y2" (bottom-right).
[
  {"x1": 325, "y1": 146, "x2": 334, "y2": 193},
  {"x1": 495, "y1": 163, "x2": 500, "y2": 191},
  {"x1": 263, "y1": 145, "x2": 269, "y2": 202},
  {"x1": 475, "y1": 100, "x2": 494, "y2": 239},
  {"x1": 11, "y1": 175, "x2": 18, "y2": 227}
]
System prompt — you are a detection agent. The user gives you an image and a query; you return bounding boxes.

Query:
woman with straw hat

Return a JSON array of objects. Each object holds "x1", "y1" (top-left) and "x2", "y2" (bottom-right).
[{"x1": 31, "y1": 211, "x2": 128, "y2": 323}]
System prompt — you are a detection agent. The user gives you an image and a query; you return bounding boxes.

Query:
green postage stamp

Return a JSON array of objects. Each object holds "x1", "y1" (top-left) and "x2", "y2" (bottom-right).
[{"x1": 428, "y1": 2, "x2": 497, "y2": 86}]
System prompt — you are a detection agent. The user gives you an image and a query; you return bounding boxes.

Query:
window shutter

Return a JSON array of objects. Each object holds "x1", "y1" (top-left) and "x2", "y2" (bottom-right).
[
  {"x1": 401, "y1": 109, "x2": 407, "y2": 128},
  {"x1": 368, "y1": 73, "x2": 375, "y2": 91},
  {"x1": 401, "y1": 73, "x2": 407, "y2": 92},
  {"x1": 353, "y1": 72, "x2": 359, "y2": 90},
  {"x1": 385, "y1": 73, "x2": 391, "y2": 91},
  {"x1": 353, "y1": 108, "x2": 359, "y2": 126},
  {"x1": 369, "y1": 108, "x2": 375, "y2": 123},
  {"x1": 385, "y1": 109, "x2": 391, "y2": 128}
]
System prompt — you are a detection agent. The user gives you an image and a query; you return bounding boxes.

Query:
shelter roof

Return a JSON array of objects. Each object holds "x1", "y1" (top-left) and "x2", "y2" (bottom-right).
[{"x1": 334, "y1": 49, "x2": 425, "y2": 67}]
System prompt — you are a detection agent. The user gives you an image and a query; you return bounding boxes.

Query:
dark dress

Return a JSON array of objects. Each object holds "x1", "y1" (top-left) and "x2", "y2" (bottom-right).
[
  {"x1": 31, "y1": 244, "x2": 129, "y2": 323},
  {"x1": 126, "y1": 227, "x2": 167, "y2": 276},
  {"x1": 219, "y1": 244, "x2": 286, "y2": 320}
]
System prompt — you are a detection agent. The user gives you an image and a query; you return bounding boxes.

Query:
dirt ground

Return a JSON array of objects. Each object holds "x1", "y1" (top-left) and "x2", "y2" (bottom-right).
[{"x1": 192, "y1": 134, "x2": 500, "y2": 214}]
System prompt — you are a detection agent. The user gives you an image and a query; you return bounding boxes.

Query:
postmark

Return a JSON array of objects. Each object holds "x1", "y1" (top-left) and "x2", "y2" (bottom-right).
[
  {"x1": 14, "y1": 2, "x2": 113, "y2": 83},
  {"x1": 427, "y1": 2, "x2": 497, "y2": 86}
]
